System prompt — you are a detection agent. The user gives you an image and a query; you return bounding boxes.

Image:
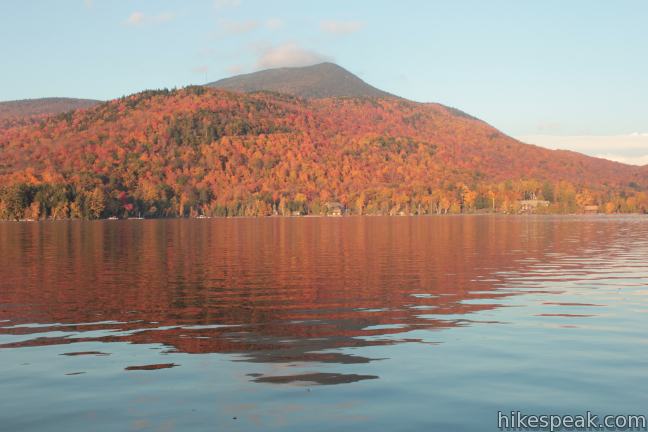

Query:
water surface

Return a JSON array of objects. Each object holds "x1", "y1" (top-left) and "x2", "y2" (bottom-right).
[{"x1": 1, "y1": 216, "x2": 647, "y2": 431}]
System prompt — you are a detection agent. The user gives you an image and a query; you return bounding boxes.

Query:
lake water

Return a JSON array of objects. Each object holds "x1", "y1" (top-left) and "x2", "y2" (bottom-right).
[{"x1": 1, "y1": 216, "x2": 647, "y2": 431}]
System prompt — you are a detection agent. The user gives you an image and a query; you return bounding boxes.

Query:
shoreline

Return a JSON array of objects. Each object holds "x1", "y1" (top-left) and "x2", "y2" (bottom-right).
[{"x1": 2, "y1": 213, "x2": 646, "y2": 223}]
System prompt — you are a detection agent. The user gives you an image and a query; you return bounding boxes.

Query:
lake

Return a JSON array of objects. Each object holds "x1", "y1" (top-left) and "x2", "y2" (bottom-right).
[{"x1": 1, "y1": 216, "x2": 647, "y2": 431}]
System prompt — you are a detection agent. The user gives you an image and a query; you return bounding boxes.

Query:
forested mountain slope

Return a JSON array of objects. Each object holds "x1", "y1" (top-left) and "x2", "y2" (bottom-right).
[{"x1": 0, "y1": 86, "x2": 646, "y2": 220}]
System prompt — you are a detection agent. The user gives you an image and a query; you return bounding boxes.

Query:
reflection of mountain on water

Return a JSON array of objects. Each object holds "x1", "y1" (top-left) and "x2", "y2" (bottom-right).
[{"x1": 0, "y1": 216, "x2": 632, "y2": 383}]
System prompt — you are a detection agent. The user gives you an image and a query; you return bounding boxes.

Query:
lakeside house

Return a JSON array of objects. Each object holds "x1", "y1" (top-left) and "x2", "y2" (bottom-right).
[
  {"x1": 518, "y1": 199, "x2": 550, "y2": 213},
  {"x1": 325, "y1": 202, "x2": 344, "y2": 216},
  {"x1": 584, "y1": 205, "x2": 599, "y2": 213}
]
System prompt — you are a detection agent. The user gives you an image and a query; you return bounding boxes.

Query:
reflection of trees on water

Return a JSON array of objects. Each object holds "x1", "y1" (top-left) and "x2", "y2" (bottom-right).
[{"x1": 0, "y1": 217, "x2": 629, "y2": 379}]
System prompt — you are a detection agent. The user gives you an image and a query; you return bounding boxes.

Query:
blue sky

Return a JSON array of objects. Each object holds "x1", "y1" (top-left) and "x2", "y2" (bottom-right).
[{"x1": 2, "y1": 1, "x2": 647, "y2": 162}]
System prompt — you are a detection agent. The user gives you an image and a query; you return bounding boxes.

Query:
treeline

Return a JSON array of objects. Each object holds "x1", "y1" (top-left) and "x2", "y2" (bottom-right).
[{"x1": 1, "y1": 179, "x2": 646, "y2": 220}]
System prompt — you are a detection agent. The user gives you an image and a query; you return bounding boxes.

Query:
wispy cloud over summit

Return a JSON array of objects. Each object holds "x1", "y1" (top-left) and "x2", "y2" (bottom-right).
[{"x1": 255, "y1": 43, "x2": 331, "y2": 69}]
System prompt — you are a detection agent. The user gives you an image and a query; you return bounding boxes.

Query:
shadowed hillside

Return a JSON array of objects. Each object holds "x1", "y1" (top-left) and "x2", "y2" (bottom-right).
[
  {"x1": 0, "y1": 97, "x2": 101, "y2": 128},
  {"x1": 208, "y1": 62, "x2": 395, "y2": 99}
]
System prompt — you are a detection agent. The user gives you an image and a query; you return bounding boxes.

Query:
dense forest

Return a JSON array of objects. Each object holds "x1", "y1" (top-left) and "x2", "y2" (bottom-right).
[{"x1": 1, "y1": 86, "x2": 647, "y2": 220}]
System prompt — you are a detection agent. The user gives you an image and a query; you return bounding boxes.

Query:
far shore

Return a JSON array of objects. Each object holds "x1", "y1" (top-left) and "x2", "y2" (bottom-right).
[{"x1": 3, "y1": 212, "x2": 647, "y2": 223}]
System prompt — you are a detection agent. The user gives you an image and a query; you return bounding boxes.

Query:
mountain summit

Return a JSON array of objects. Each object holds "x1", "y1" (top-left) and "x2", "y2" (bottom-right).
[{"x1": 207, "y1": 62, "x2": 395, "y2": 99}]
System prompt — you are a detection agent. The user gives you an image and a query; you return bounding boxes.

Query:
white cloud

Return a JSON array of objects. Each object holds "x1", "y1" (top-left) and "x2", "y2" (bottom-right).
[
  {"x1": 320, "y1": 20, "x2": 365, "y2": 35},
  {"x1": 124, "y1": 11, "x2": 175, "y2": 26},
  {"x1": 517, "y1": 133, "x2": 648, "y2": 166},
  {"x1": 256, "y1": 42, "x2": 331, "y2": 69},
  {"x1": 593, "y1": 154, "x2": 648, "y2": 166}
]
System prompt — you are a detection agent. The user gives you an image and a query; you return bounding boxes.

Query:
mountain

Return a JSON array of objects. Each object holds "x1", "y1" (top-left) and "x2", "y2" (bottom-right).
[
  {"x1": 0, "y1": 97, "x2": 101, "y2": 127},
  {"x1": 208, "y1": 62, "x2": 395, "y2": 99},
  {"x1": 0, "y1": 65, "x2": 646, "y2": 220}
]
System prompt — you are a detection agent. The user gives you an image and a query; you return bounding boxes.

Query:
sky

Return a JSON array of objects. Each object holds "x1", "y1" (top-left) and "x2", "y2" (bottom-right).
[{"x1": 1, "y1": 0, "x2": 647, "y2": 164}]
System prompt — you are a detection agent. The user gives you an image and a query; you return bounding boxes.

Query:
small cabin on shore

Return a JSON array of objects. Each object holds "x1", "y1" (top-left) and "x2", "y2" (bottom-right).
[
  {"x1": 583, "y1": 205, "x2": 599, "y2": 214},
  {"x1": 325, "y1": 202, "x2": 344, "y2": 216},
  {"x1": 518, "y1": 199, "x2": 550, "y2": 213}
]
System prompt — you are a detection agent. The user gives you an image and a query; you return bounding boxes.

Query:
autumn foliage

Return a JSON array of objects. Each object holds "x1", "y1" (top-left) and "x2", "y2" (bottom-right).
[{"x1": 1, "y1": 86, "x2": 646, "y2": 220}]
